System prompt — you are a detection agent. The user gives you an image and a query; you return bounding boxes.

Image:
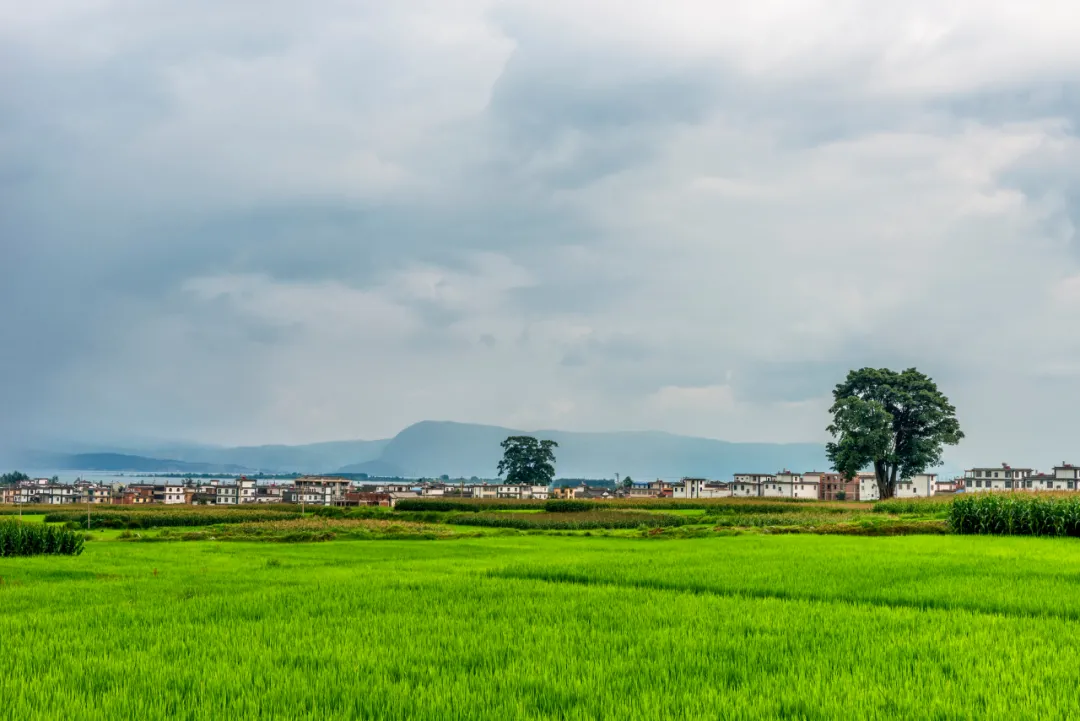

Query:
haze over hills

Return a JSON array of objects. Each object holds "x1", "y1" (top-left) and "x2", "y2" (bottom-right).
[
  {"x1": 16, "y1": 421, "x2": 833, "y2": 480},
  {"x1": 17, "y1": 452, "x2": 252, "y2": 474},
  {"x1": 17, "y1": 440, "x2": 390, "y2": 475},
  {"x1": 339, "y1": 421, "x2": 831, "y2": 479}
]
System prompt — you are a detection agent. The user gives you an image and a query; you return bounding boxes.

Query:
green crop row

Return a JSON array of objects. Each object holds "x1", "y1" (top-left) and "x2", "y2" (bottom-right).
[
  {"x1": 949, "y1": 493, "x2": 1080, "y2": 536},
  {"x1": 0, "y1": 521, "x2": 84, "y2": 557}
]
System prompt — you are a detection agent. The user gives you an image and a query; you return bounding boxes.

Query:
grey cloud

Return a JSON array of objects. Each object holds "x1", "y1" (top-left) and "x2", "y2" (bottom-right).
[{"x1": 6, "y1": 0, "x2": 1080, "y2": 465}]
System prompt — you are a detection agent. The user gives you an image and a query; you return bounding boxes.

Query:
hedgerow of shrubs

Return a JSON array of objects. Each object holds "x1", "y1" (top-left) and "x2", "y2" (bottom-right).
[
  {"x1": 46, "y1": 509, "x2": 302, "y2": 530},
  {"x1": 544, "y1": 500, "x2": 593, "y2": 512},
  {"x1": 872, "y1": 497, "x2": 953, "y2": 515},
  {"x1": 395, "y1": 499, "x2": 547, "y2": 512},
  {"x1": 448, "y1": 511, "x2": 690, "y2": 530},
  {"x1": 950, "y1": 494, "x2": 1080, "y2": 536},
  {"x1": 0, "y1": 521, "x2": 84, "y2": 557},
  {"x1": 543, "y1": 499, "x2": 851, "y2": 513}
]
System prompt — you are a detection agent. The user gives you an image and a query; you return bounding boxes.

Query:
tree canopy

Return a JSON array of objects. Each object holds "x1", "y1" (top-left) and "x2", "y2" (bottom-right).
[
  {"x1": 826, "y1": 368, "x2": 963, "y2": 500},
  {"x1": 497, "y1": 436, "x2": 558, "y2": 487},
  {"x1": 0, "y1": 471, "x2": 30, "y2": 486}
]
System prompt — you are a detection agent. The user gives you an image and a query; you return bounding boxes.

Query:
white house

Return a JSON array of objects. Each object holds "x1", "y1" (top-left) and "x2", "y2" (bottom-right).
[
  {"x1": 284, "y1": 485, "x2": 335, "y2": 506},
  {"x1": 791, "y1": 474, "x2": 819, "y2": 500},
  {"x1": 216, "y1": 485, "x2": 239, "y2": 505},
  {"x1": 858, "y1": 473, "x2": 880, "y2": 501},
  {"x1": 963, "y1": 464, "x2": 1034, "y2": 492},
  {"x1": 701, "y1": 482, "x2": 730, "y2": 498},
  {"x1": 732, "y1": 474, "x2": 773, "y2": 498},
  {"x1": 32, "y1": 484, "x2": 76, "y2": 505},
  {"x1": 762, "y1": 471, "x2": 817, "y2": 499},
  {"x1": 162, "y1": 483, "x2": 186, "y2": 505},
  {"x1": 237, "y1": 477, "x2": 257, "y2": 503},
  {"x1": 1051, "y1": 464, "x2": 1080, "y2": 491},
  {"x1": 674, "y1": 478, "x2": 707, "y2": 499},
  {"x1": 895, "y1": 474, "x2": 937, "y2": 498},
  {"x1": 293, "y1": 476, "x2": 345, "y2": 501}
]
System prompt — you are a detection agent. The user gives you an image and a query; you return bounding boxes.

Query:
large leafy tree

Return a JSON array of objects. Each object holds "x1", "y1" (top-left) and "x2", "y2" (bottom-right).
[
  {"x1": 497, "y1": 436, "x2": 558, "y2": 487},
  {"x1": 826, "y1": 368, "x2": 963, "y2": 500}
]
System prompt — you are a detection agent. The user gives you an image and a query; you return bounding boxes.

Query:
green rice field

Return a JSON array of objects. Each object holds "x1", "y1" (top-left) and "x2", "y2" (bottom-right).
[{"x1": 3, "y1": 532, "x2": 1080, "y2": 719}]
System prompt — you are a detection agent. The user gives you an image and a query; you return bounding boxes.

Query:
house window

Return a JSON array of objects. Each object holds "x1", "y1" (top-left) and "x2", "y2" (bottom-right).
[
  {"x1": 1069, "y1": 482, "x2": 1075, "y2": 490},
  {"x1": 965, "y1": 479, "x2": 972, "y2": 487},
  {"x1": 1005, "y1": 481, "x2": 1012, "y2": 489}
]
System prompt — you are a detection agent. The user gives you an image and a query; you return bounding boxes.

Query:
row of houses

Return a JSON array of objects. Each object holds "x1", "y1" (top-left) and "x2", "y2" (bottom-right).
[
  {"x1": 0, "y1": 476, "x2": 551, "y2": 507},
  {"x1": 9, "y1": 463, "x2": 1079, "y2": 508},
  {"x1": 960, "y1": 463, "x2": 1080, "y2": 492},
  {"x1": 662, "y1": 471, "x2": 943, "y2": 501},
  {"x1": 0, "y1": 473, "x2": 943, "y2": 506}
]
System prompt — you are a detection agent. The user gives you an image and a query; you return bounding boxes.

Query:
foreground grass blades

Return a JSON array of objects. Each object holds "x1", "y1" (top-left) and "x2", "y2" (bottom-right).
[{"x1": 4, "y1": 535, "x2": 1080, "y2": 719}]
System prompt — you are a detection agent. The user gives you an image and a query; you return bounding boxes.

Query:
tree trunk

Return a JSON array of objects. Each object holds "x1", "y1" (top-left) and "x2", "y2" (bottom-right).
[{"x1": 875, "y1": 460, "x2": 893, "y2": 500}]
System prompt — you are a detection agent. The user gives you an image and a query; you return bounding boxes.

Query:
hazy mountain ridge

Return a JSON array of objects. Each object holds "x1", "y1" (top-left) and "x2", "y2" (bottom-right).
[
  {"x1": 16, "y1": 439, "x2": 390, "y2": 474},
  {"x1": 15, "y1": 421, "x2": 832, "y2": 479},
  {"x1": 339, "y1": 421, "x2": 830, "y2": 479},
  {"x1": 21, "y1": 452, "x2": 251, "y2": 474}
]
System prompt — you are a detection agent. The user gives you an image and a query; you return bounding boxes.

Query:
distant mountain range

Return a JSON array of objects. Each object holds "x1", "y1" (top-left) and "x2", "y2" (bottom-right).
[
  {"x1": 15, "y1": 421, "x2": 832, "y2": 480},
  {"x1": 18, "y1": 452, "x2": 253, "y2": 474}
]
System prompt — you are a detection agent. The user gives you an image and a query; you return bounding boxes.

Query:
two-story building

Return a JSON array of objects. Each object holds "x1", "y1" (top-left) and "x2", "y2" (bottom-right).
[
  {"x1": 283, "y1": 484, "x2": 335, "y2": 506},
  {"x1": 31, "y1": 483, "x2": 77, "y2": 505},
  {"x1": 295, "y1": 476, "x2": 350, "y2": 502},
  {"x1": 673, "y1": 478, "x2": 708, "y2": 499},
  {"x1": 761, "y1": 471, "x2": 817, "y2": 499},
  {"x1": 896, "y1": 473, "x2": 938, "y2": 498},
  {"x1": 808, "y1": 472, "x2": 858, "y2": 501},
  {"x1": 74, "y1": 483, "x2": 111, "y2": 504},
  {"x1": 216, "y1": 484, "x2": 239, "y2": 505},
  {"x1": 153, "y1": 483, "x2": 186, "y2": 505},
  {"x1": 1051, "y1": 464, "x2": 1080, "y2": 490},
  {"x1": 732, "y1": 474, "x2": 773, "y2": 498},
  {"x1": 963, "y1": 464, "x2": 1035, "y2": 491},
  {"x1": 858, "y1": 473, "x2": 880, "y2": 501},
  {"x1": 256, "y1": 485, "x2": 286, "y2": 503}
]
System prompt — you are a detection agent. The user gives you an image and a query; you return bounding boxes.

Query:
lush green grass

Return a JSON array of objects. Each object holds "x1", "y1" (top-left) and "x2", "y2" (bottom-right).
[{"x1": 4, "y1": 535, "x2": 1080, "y2": 719}]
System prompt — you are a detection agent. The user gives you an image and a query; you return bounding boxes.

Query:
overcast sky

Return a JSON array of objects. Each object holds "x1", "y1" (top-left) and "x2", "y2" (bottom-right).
[{"x1": 4, "y1": 1, "x2": 1080, "y2": 465}]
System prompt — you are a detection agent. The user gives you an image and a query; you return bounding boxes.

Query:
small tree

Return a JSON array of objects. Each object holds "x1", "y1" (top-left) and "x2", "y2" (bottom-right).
[
  {"x1": 622, "y1": 476, "x2": 633, "y2": 489},
  {"x1": 826, "y1": 367, "x2": 963, "y2": 500},
  {"x1": 497, "y1": 436, "x2": 558, "y2": 487}
]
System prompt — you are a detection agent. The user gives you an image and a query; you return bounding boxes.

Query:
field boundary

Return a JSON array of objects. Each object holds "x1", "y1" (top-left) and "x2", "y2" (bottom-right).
[{"x1": 490, "y1": 567, "x2": 1080, "y2": 622}]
